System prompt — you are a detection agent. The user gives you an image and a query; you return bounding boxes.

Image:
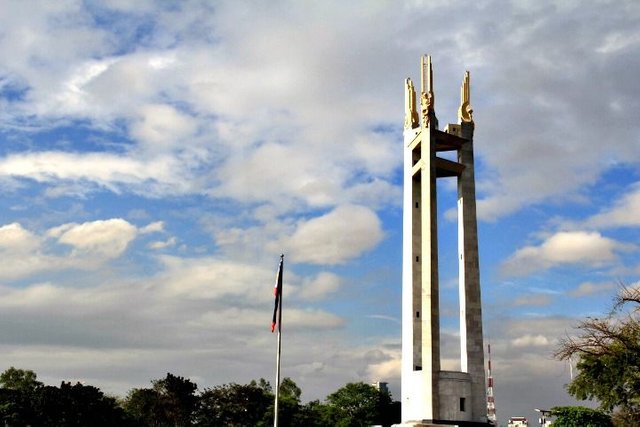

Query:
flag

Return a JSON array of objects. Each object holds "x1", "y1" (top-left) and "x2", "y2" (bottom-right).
[{"x1": 271, "y1": 256, "x2": 283, "y2": 333}]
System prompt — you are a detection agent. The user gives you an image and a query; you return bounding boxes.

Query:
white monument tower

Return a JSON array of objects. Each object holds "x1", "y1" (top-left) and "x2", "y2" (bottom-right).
[{"x1": 399, "y1": 55, "x2": 488, "y2": 426}]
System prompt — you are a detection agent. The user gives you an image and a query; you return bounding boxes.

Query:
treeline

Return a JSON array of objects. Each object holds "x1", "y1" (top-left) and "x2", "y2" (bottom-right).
[{"x1": 0, "y1": 367, "x2": 400, "y2": 426}]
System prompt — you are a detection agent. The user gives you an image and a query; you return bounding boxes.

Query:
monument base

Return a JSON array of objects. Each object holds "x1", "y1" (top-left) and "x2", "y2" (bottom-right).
[
  {"x1": 393, "y1": 421, "x2": 492, "y2": 427},
  {"x1": 393, "y1": 423, "x2": 441, "y2": 427}
]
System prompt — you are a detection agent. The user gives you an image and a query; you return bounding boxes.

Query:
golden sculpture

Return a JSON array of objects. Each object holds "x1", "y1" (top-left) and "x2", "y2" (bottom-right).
[
  {"x1": 404, "y1": 78, "x2": 419, "y2": 129},
  {"x1": 420, "y1": 55, "x2": 435, "y2": 128},
  {"x1": 458, "y1": 71, "x2": 473, "y2": 123}
]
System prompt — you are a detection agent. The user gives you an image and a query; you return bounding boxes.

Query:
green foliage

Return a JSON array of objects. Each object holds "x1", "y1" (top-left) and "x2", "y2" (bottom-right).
[
  {"x1": 153, "y1": 373, "x2": 199, "y2": 426},
  {"x1": 33, "y1": 381, "x2": 134, "y2": 426},
  {"x1": 555, "y1": 287, "x2": 640, "y2": 423},
  {"x1": 325, "y1": 381, "x2": 395, "y2": 427},
  {"x1": 551, "y1": 406, "x2": 612, "y2": 427},
  {"x1": 124, "y1": 373, "x2": 199, "y2": 427},
  {"x1": 567, "y1": 335, "x2": 640, "y2": 414},
  {"x1": 0, "y1": 367, "x2": 42, "y2": 392},
  {"x1": 124, "y1": 388, "x2": 165, "y2": 426},
  {"x1": 270, "y1": 377, "x2": 304, "y2": 426},
  {"x1": 0, "y1": 368, "x2": 401, "y2": 427},
  {"x1": 279, "y1": 377, "x2": 301, "y2": 401},
  {"x1": 195, "y1": 381, "x2": 272, "y2": 426},
  {"x1": 0, "y1": 369, "x2": 133, "y2": 427},
  {"x1": 294, "y1": 399, "x2": 334, "y2": 426}
]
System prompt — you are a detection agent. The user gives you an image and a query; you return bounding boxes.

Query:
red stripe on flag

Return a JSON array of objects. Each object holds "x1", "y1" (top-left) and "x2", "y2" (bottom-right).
[{"x1": 271, "y1": 257, "x2": 283, "y2": 333}]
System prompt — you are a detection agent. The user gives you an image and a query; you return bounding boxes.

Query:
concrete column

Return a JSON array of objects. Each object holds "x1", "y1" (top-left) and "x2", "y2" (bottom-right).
[
  {"x1": 421, "y1": 118, "x2": 440, "y2": 420},
  {"x1": 457, "y1": 121, "x2": 487, "y2": 421}
]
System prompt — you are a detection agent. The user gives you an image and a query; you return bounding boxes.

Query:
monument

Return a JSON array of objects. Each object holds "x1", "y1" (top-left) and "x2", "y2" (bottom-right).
[{"x1": 399, "y1": 55, "x2": 489, "y2": 426}]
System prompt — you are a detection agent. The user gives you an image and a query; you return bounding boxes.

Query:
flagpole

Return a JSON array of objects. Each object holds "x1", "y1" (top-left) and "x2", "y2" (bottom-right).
[{"x1": 274, "y1": 254, "x2": 284, "y2": 427}]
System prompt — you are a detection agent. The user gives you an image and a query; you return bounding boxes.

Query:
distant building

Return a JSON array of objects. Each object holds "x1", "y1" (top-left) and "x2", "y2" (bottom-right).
[
  {"x1": 371, "y1": 381, "x2": 389, "y2": 394},
  {"x1": 507, "y1": 416, "x2": 528, "y2": 427}
]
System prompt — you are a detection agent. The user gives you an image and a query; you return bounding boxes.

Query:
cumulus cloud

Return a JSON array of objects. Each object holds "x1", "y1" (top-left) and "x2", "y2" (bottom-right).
[
  {"x1": 296, "y1": 272, "x2": 342, "y2": 301},
  {"x1": 584, "y1": 182, "x2": 640, "y2": 229},
  {"x1": 0, "y1": 250, "x2": 358, "y2": 399},
  {"x1": 0, "y1": 219, "x2": 162, "y2": 281},
  {"x1": 0, "y1": 0, "x2": 638, "y2": 226},
  {"x1": 148, "y1": 236, "x2": 177, "y2": 250},
  {"x1": 501, "y1": 231, "x2": 632, "y2": 276},
  {"x1": 140, "y1": 221, "x2": 165, "y2": 234},
  {"x1": 0, "y1": 223, "x2": 40, "y2": 252},
  {"x1": 366, "y1": 349, "x2": 401, "y2": 383},
  {"x1": 568, "y1": 281, "x2": 616, "y2": 297},
  {"x1": 0, "y1": 152, "x2": 194, "y2": 196},
  {"x1": 511, "y1": 334, "x2": 552, "y2": 348},
  {"x1": 52, "y1": 219, "x2": 138, "y2": 258},
  {"x1": 155, "y1": 256, "x2": 272, "y2": 301},
  {"x1": 0, "y1": 223, "x2": 66, "y2": 280},
  {"x1": 279, "y1": 205, "x2": 384, "y2": 265},
  {"x1": 130, "y1": 103, "x2": 198, "y2": 152}
]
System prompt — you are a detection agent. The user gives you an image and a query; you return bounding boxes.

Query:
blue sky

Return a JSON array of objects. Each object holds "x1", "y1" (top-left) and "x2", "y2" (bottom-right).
[{"x1": 0, "y1": 0, "x2": 639, "y2": 423}]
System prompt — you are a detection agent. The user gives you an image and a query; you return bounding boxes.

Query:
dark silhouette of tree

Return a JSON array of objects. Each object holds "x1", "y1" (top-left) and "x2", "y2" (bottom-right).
[
  {"x1": 294, "y1": 399, "x2": 335, "y2": 427},
  {"x1": 195, "y1": 381, "x2": 271, "y2": 426},
  {"x1": 124, "y1": 387, "x2": 166, "y2": 426},
  {"x1": 0, "y1": 368, "x2": 401, "y2": 427},
  {"x1": 124, "y1": 373, "x2": 198, "y2": 427},
  {"x1": 0, "y1": 367, "x2": 43, "y2": 425},
  {"x1": 153, "y1": 373, "x2": 198, "y2": 426},
  {"x1": 33, "y1": 381, "x2": 133, "y2": 426}
]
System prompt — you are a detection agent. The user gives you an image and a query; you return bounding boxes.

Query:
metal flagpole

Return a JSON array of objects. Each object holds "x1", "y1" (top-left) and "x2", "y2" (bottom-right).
[{"x1": 274, "y1": 254, "x2": 284, "y2": 427}]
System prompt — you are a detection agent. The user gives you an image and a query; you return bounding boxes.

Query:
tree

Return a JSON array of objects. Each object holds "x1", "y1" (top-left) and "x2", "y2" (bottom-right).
[
  {"x1": 555, "y1": 286, "x2": 640, "y2": 424},
  {"x1": 195, "y1": 381, "x2": 271, "y2": 426},
  {"x1": 153, "y1": 373, "x2": 198, "y2": 426},
  {"x1": 550, "y1": 406, "x2": 612, "y2": 427},
  {"x1": 124, "y1": 373, "x2": 198, "y2": 427},
  {"x1": 262, "y1": 377, "x2": 307, "y2": 426},
  {"x1": 0, "y1": 368, "x2": 133, "y2": 426},
  {"x1": 32, "y1": 381, "x2": 134, "y2": 426},
  {"x1": 0, "y1": 367, "x2": 43, "y2": 425},
  {"x1": 0, "y1": 367, "x2": 42, "y2": 392},
  {"x1": 124, "y1": 387, "x2": 166, "y2": 426},
  {"x1": 295, "y1": 399, "x2": 334, "y2": 427},
  {"x1": 325, "y1": 382, "x2": 394, "y2": 427}
]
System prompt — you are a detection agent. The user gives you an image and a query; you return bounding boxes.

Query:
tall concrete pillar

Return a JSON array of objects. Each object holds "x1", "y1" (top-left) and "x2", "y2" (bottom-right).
[{"x1": 399, "y1": 57, "x2": 488, "y2": 427}]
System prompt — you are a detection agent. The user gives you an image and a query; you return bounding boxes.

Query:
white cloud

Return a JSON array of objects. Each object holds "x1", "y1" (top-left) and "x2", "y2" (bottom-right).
[
  {"x1": 296, "y1": 272, "x2": 342, "y2": 301},
  {"x1": 52, "y1": 219, "x2": 138, "y2": 259},
  {"x1": 511, "y1": 334, "x2": 551, "y2": 348},
  {"x1": 284, "y1": 308, "x2": 345, "y2": 330},
  {"x1": 0, "y1": 223, "x2": 40, "y2": 252},
  {"x1": 0, "y1": 0, "x2": 638, "y2": 227},
  {"x1": 568, "y1": 281, "x2": 616, "y2": 297},
  {"x1": 584, "y1": 182, "x2": 640, "y2": 229},
  {"x1": 140, "y1": 221, "x2": 165, "y2": 234},
  {"x1": 214, "y1": 142, "x2": 347, "y2": 208},
  {"x1": 148, "y1": 236, "x2": 177, "y2": 250},
  {"x1": 366, "y1": 348, "x2": 401, "y2": 384},
  {"x1": 501, "y1": 231, "x2": 631, "y2": 276},
  {"x1": 278, "y1": 205, "x2": 384, "y2": 265},
  {"x1": 130, "y1": 103, "x2": 198, "y2": 152},
  {"x1": 0, "y1": 219, "x2": 160, "y2": 280},
  {"x1": 155, "y1": 256, "x2": 298, "y2": 305},
  {"x1": 0, "y1": 152, "x2": 193, "y2": 196},
  {"x1": 513, "y1": 293, "x2": 553, "y2": 307},
  {"x1": 0, "y1": 223, "x2": 67, "y2": 280}
]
